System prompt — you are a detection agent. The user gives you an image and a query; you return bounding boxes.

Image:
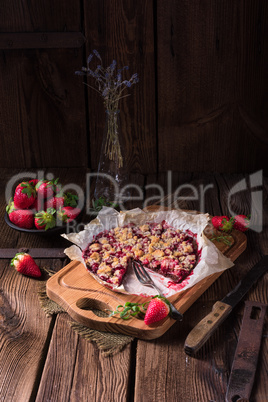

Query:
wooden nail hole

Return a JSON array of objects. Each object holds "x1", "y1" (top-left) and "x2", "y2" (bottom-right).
[{"x1": 250, "y1": 306, "x2": 261, "y2": 320}]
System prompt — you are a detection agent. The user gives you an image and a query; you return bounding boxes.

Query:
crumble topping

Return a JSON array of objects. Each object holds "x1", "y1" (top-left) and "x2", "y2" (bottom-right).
[{"x1": 82, "y1": 220, "x2": 198, "y2": 288}]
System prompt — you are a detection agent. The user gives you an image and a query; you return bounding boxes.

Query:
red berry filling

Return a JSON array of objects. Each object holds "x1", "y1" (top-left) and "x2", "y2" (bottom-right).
[{"x1": 82, "y1": 221, "x2": 197, "y2": 288}]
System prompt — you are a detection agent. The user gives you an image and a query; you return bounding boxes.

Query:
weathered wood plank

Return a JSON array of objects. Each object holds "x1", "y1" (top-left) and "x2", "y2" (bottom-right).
[
  {"x1": 36, "y1": 313, "x2": 132, "y2": 402},
  {"x1": 0, "y1": 32, "x2": 85, "y2": 49},
  {"x1": 0, "y1": 260, "x2": 55, "y2": 402},
  {"x1": 157, "y1": 0, "x2": 268, "y2": 173},
  {"x1": 0, "y1": 1, "x2": 87, "y2": 168},
  {"x1": 0, "y1": 49, "x2": 87, "y2": 168},
  {"x1": 145, "y1": 172, "x2": 194, "y2": 210},
  {"x1": 83, "y1": 0, "x2": 157, "y2": 174}
]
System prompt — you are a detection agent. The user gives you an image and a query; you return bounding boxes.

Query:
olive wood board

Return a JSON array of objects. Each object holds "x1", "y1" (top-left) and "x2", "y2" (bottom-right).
[{"x1": 46, "y1": 222, "x2": 247, "y2": 340}]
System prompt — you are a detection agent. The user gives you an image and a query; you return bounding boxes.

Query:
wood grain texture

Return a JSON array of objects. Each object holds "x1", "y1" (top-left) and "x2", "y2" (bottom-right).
[
  {"x1": 83, "y1": 0, "x2": 157, "y2": 174},
  {"x1": 0, "y1": 1, "x2": 87, "y2": 168},
  {"x1": 35, "y1": 313, "x2": 132, "y2": 402},
  {"x1": 0, "y1": 32, "x2": 85, "y2": 49},
  {"x1": 0, "y1": 2, "x2": 267, "y2": 173},
  {"x1": 0, "y1": 260, "x2": 53, "y2": 401},
  {"x1": 157, "y1": 0, "x2": 268, "y2": 173}
]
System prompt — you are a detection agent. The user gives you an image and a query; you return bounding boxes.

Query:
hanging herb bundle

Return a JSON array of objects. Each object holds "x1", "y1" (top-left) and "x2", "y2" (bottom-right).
[{"x1": 76, "y1": 50, "x2": 139, "y2": 168}]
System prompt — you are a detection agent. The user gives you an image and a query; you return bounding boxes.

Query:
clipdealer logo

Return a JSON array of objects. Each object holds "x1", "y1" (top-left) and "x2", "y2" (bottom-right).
[
  {"x1": 228, "y1": 170, "x2": 263, "y2": 233},
  {"x1": 5, "y1": 170, "x2": 264, "y2": 234}
]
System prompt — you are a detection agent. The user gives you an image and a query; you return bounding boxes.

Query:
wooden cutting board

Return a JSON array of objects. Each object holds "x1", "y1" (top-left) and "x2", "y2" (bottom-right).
[{"x1": 46, "y1": 220, "x2": 247, "y2": 340}]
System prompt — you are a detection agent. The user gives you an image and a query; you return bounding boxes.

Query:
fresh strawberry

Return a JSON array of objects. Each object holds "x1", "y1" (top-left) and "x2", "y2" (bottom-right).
[
  {"x1": 211, "y1": 216, "x2": 234, "y2": 232},
  {"x1": 36, "y1": 180, "x2": 54, "y2": 199},
  {"x1": 36, "y1": 179, "x2": 59, "y2": 200},
  {"x1": 6, "y1": 200, "x2": 34, "y2": 229},
  {"x1": 31, "y1": 196, "x2": 47, "y2": 212},
  {"x1": 46, "y1": 195, "x2": 65, "y2": 210},
  {"x1": 144, "y1": 296, "x2": 171, "y2": 325},
  {"x1": 34, "y1": 208, "x2": 56, "y2": 230},
  {"x1": 57, "y1": 206, "x2": 81, "y2": 223},
  {"x1": 233, "y1": 215, "x2": 250, "y2": 232},
  {"x1": 13, "y1": 181, "x2": 36, "y2": 209},
  {"x1": 29, "y1": 179, "x2": 39, "y2": 187},
  {"x1": 11, "y1": 252, "x2": 41, "y2": 278}
]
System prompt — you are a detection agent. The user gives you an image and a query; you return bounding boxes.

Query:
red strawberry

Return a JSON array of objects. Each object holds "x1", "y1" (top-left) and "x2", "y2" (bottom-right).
[
  {"x1": 13, "y1": 181, "x2": 36, "y2": 209},
  {"x1": 211, "y1": 216, "x2": 234, "y2": 232},
  {"x1": 233, "y1": 215, "x2": 250, "y2": 232},
  {"x1": 36, "y1": 180, "x2": 55, "y2": 199},
  {"x1": 6, "y1": 200, "x2": 34, "y2": 229},
  {"x1": 29, "y1": 179, "x2": 39, "y2": 187},
  {"x1": 46, "y1": 196, "x2": 65, "y2": 210},
  {"x1": 34, "y1": 208, "x2": 56, "y2": 230},
  {"x1": 31, "y1": 196, "x2": 47, "y2": 212},
  {"x1": 11, "y1": 252, "x2": 41, "y2": 278},
  {"x1": 57, "y1": 206, "x2": 81, "y2": 223},
  {"x1": 144, "y1": 296, "x2": 171, "y2": 325}
]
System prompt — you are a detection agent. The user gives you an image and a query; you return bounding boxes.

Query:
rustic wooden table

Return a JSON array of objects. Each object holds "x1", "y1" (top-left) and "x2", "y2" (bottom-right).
[{"x1": 0, "y1": 168, "x2": 267, "y2": 402}]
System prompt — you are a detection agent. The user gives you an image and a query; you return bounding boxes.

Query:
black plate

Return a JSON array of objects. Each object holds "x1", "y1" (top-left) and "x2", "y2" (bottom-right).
[{"x1": 5, "y1": 212, "x2": 70, "y2": 236}]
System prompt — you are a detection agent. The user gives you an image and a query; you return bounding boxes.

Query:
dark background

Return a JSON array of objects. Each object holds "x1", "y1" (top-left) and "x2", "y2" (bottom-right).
[{"x1": 0, "y1": 0, "x2": 267, "y2": 174}]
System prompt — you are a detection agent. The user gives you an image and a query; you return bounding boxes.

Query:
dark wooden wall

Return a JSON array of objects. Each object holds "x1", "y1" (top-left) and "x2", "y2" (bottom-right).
[{"x1": 0, "y1": 0, "x2": 267, "y2": 174}]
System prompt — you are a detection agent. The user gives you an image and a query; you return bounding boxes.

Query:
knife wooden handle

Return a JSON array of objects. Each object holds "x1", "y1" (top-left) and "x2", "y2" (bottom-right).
[{"x1": 184, "y1": 301, "x2": 232, "y2": 355}]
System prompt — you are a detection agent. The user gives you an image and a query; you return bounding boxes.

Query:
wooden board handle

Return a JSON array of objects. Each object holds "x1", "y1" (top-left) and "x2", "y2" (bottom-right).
[{"x1": 184, "y1": 301, "x2": 232, "y2": 355}]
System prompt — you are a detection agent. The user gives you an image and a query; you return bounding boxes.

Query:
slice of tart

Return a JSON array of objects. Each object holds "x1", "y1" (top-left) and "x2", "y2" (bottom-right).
[{"x1": 82, "y1": 221, "x2": 198, "y2": 288}]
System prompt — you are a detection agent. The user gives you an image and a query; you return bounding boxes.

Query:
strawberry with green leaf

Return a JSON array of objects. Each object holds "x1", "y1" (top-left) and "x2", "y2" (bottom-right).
[
  {"x1": 211, "y1": 216, "x2": 234, "y2": 232},
  {"x1": 57, "y1": 206, "x2": 81, "y2": 223},
  {"x1": 11, "y1": 252, "x2": 41, "y2": 278},
  {"x1": 109, "y1": 295, "x2": 172, "y2": 325},
  {"x1": 144, "y1": 295, "x2": 171, "y2": 325},
  {"x1": 36, "y1": 178, "x2": 60, "y2": 200},
  {"x1": 29, "y1": 179, "x2": 39, "y2": 187},
  {"x1": 34, "y1": 208, "x2": 56, "y2": 230},
  {"x1": 13, "y1": 181, "x2": 36, "y2": 209}
]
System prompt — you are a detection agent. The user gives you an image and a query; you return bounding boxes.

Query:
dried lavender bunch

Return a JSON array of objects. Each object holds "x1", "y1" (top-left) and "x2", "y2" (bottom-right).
[{"x1": 76, "y1": 50, "x2": 139, "y2": 167}]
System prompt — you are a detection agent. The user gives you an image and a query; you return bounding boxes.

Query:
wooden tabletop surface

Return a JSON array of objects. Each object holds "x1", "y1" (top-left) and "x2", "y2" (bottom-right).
[{"x1": 0, "y1": 168, "x2": 267, "y2": 402}]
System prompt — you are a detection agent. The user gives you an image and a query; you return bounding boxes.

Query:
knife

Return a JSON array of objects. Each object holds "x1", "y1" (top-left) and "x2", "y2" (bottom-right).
[{"x1": 184, "y1": 255, "x2": 268, "y2": 355}]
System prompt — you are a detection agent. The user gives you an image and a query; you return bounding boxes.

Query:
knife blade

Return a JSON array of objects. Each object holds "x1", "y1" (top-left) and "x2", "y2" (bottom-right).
[{"x1": 184, "y1": 255, "x2": 268, "y2": 355}]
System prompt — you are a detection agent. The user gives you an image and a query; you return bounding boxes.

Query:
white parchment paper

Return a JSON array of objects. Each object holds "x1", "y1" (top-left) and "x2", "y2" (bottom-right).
[{"x1": 62, "y1": 207, "x2": 234, "y2": 297}]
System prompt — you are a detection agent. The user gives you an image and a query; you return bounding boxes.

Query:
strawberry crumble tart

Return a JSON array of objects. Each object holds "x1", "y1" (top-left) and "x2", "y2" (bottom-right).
[{"x1": 82, "y1": 220, "x2": 198, "y2": 288}]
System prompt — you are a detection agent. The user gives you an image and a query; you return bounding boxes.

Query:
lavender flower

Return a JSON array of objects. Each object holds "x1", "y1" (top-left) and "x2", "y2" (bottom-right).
[
  {"x1": 75, "y1": 51, "x2": 139, "y2": 167},
  {"x1": 75, "y1": 50, "x2": 139, "y2": 110}
]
